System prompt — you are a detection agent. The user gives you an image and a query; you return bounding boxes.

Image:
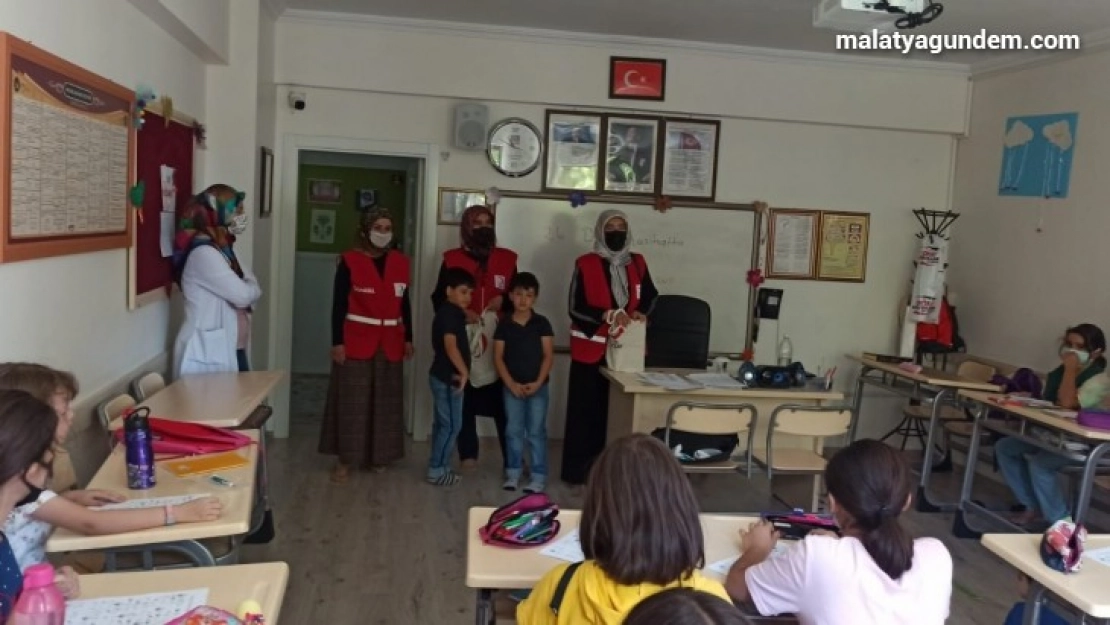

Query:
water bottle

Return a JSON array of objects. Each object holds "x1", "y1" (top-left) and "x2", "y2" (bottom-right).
[
  {"x1": 124, "y1": 407, "x2": 156, "y2": 489},
  {"x1": 11, "y1": 564, "x2": 65, "y2": 625},
  {"x1": 777, "y1": 335, "x2": 794, "y2": 366}
]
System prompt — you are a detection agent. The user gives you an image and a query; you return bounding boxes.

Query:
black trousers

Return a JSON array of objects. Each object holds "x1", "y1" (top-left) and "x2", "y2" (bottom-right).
[
  {"x1": 457, "y1": 380, "x2": 508, "y2": 467},
  {"x1": 560, "y1": 360, "x2": 610, "y2": 485}
]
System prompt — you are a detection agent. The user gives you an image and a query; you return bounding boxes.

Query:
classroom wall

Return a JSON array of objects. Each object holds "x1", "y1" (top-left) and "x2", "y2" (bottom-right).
[
  {"x1": 0, "y1": 0, "x2": 207, "y2": 398},
  {"x1": 949, "y1": 50, "x2": 1110, "y2": 372},
  {"x1": 271, "y1": 16, "x2": 962, "y2": 441},
  {"x1": 252, "y1": 5, "x2": 278, "y2": 371}
]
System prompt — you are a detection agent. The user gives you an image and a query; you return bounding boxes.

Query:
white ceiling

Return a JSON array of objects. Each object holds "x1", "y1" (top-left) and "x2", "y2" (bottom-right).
[{"x1": 278, "y1": 0, "x2": 1110, "y2": 70}]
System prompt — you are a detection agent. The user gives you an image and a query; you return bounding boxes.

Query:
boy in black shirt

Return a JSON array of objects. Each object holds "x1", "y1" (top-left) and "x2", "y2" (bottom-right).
[
  {"x1": 427, "y1": 268, "x2": 474, "y2": 486},
  {"x1": 493, "y1": 272, "x2": 554, "y2": 492}
]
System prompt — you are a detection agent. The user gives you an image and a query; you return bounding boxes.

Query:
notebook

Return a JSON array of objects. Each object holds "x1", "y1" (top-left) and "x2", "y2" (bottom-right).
[{"x1": 162, "y1": 450, "x2": 247, "y2": 477}]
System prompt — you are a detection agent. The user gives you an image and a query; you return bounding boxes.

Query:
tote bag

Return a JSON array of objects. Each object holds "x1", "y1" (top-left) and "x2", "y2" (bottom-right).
[
  {"x1": 607, "y1": 319, "x2": 646, "y2": 373},
  {"x1": 468, "y1": 310, "x2": 500, "y2": 388}
]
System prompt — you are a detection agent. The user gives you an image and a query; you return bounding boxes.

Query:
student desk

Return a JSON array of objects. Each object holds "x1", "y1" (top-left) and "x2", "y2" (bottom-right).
[
  {"x1": 953, "y1": 391, "x2": 1110, "y2": 539},
  {"x1": 46, "y1": 430, "x2": 259, "y2": 567},
  {"x1": 77, "y1": 562, "x2": 289, "y2": 623},
  {"x1": 847, "y1": 354, "x2": 1001, "y2": 513},
  {"x1": 982, "y1": 533, "x2": 1110, "y2": 624},
  {"x1": 601, "y1": 368, "x2": 844, "y2": 446},
  {"x1": 466, "y1": 507, "x2": 796, "y2": 625}
]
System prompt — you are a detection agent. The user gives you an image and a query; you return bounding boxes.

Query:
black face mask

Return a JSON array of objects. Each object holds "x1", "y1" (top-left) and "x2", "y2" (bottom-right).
[
  {"x1": 471, "y1": 227, "x2": 495, "y2": 248},
  {"x1": 16, "y1": 477, "x2": 44, "y2": 508},
  {"x1": 604, "y1": 231, "x2": 628, "y2": 251}
]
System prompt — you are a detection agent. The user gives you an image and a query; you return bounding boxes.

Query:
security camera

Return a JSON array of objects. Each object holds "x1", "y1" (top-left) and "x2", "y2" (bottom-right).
[{"x1": 288, "y1": 91, "x2": 306, "y2": 111}]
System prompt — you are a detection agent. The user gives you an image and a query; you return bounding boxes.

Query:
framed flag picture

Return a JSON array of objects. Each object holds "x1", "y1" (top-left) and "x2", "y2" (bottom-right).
[{"x1": 608, "y1": 57, "x2": 666, "y2": 101}]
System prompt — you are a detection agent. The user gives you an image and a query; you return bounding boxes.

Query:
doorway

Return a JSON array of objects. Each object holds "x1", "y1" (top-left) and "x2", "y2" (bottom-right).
[{"x1": 269, "y1": 136, "x2": 440, "y2": 441}]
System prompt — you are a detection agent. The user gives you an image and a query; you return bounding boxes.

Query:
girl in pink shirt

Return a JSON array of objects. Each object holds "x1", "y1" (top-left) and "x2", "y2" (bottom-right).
[{"x1": 724, "y1": 439, "x2": 953, "y2": 625}]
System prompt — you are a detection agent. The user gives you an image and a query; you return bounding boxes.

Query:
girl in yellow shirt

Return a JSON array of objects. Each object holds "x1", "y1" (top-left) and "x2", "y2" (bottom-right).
[{"x1": 518, "y1": 434, "x2": 730, "y2": 624}]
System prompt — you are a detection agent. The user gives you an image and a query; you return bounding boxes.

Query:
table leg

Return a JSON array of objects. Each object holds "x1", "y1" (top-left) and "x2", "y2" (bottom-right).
[
  {"x1": 1021, "y1": 581, "x2": 1047, "y2": 625},
  {"x1": 848, "y1": 368, "x2": 869, "y2": 443},
  {"x1": 952, "y1": 404, "x2": 986, "y2": 539},
  {"x1": 916, "y1": 388, "x2": 953, "y2": 513},
  {"x1": 476, "y1": 589, "x2": 494, "y2": 625},
  {"x1": 1074, "y1": 442, "x2": 1110, "y2": 526}
]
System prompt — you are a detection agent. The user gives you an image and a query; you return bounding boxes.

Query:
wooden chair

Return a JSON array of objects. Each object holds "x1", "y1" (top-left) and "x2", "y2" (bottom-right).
[
  {"x1": 751, "y1": 405, "x2": 854, "y2": 511},
  {"x1": 661, "y1": 402, "x2": 758, "y2": 477},
  {"x1": 130, "y1": 372, "x2": 165, "y2": 401},
  {"x1": 889, "y1": 359, "x2": 996, "y2": 455}
]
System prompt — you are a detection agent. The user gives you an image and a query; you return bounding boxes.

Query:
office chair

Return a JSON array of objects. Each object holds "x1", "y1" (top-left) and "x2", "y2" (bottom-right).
[{"x1": 645, "y1": 294, "x2": 711, "y2": 369}]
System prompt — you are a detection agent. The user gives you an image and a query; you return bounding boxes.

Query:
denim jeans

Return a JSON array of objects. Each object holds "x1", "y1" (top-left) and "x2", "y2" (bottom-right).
[
  {"x1": 503, "y1": 383, "x2": 549, "y2": 481},
  {"x1": 428, "y1": 375, "x2": 464, "y2": 478},
  {"x1": 995, "y1": 436, "x2": 1073, "y2": 522}
]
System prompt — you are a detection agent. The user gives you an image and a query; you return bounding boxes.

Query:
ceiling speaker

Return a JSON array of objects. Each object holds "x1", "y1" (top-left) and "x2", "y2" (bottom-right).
[{"x1": 454, "y1": 102, "x2": 489, "y2": 151}]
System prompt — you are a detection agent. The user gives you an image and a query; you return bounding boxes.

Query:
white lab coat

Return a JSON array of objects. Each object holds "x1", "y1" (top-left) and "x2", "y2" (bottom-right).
[{"x1": 173, "y1": 245, "x2": 262, "y2": 379}]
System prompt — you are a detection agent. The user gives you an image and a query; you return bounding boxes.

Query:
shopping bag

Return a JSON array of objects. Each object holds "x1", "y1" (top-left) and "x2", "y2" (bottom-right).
[
  {"x1": 606, "y1": 319, "x2": 646, "y2": 373},
  {"x1": 468, "y1": 310, "x2": 500, "y2": 388}
]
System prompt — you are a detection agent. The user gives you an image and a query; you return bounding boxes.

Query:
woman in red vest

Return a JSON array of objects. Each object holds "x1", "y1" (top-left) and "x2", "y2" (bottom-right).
[
  {"x1": 561, "y1": 209, "x2": 659, "y2": 485},
  {"x1": 319, "y1": 207, "x2": 413, "y2": 483},
  {"x1": 430, "y1": 205, "x2": 518, "y2": 471}
]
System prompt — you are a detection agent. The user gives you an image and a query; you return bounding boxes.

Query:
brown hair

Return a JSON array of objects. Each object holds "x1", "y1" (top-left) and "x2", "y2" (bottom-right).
[
  {"x1": 0, "y1": 390, "x2": 58, "y2": 486},
  {"x1": 623, "y1": 588, "x2": 746, "y2": 625},
  {"x1": 580, "y1": 433, "x2": 705, "y2": 585},
  {"x1": 825, "y1": 439, "x2": 914, "y2": 580},
  {"x1": 0, "y1": 362, "x2": 79, "y2": 404}
]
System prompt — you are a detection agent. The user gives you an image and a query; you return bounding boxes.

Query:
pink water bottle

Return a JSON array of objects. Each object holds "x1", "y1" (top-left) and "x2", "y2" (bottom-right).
[{"x1": 11, "y1": 564, "x2": 65, "y2": 625}]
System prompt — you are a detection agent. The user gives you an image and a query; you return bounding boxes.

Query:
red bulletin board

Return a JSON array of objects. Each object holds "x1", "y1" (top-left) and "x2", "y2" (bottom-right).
[{"x1": 128, "y1": 107, "x2": 195, "y2": 308}]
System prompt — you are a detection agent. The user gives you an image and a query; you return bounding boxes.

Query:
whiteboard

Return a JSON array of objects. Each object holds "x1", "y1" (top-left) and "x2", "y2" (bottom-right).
[{"x1": 493, "y1": 196, "x2": 755, "y2": 353}]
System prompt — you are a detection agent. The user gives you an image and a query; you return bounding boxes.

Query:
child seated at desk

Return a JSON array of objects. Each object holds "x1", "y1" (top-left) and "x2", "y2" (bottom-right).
[
  {"x1": 0, "y1": 363, "x2": 223, "y2": 570},
  {"x1": 517, "y1": 433, "x2": 730, "y2": 624},
  {"x1": 724, "y1": 439, "x2": 953, "y2": 625}
]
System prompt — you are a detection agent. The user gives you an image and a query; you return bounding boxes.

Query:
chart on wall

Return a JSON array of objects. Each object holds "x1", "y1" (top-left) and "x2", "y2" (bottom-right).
[{"x1": 998, "y1": 112, "x2": 1078, "y2": 199}]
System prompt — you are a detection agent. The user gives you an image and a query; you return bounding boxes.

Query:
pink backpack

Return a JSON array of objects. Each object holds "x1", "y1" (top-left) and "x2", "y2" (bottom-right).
[{"x1": 113, "y1": 407, "x2": 253, "y2": 456}]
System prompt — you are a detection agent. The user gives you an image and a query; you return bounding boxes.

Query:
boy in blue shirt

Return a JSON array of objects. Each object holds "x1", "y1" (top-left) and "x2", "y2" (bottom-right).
[
  {"x1": 493, "y1": 273, "x2": 554, "y2": 493},
  {"x1": 427, "y1": 268, "x2": 474, "y2": 486}
]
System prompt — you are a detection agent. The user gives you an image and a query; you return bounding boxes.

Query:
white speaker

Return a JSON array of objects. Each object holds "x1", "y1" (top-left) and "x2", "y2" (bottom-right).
[{"x1": 453, "y1": 102, "x2": 489, "y2": 151}]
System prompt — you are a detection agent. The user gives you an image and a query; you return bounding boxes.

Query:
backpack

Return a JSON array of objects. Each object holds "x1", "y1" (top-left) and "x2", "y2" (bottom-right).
[
  {"x1": 985, "y1": 368, "x2": 1043, "y2": 425},
  {"x1": 650, "y1": 428, "x2": 739, "y2": 465},
  {"x1": 113, "y1": 407, "x2": 254, "y2": 456},
  {"x1": 478, "y1": 493, "x2": 560, "y2": 548}
]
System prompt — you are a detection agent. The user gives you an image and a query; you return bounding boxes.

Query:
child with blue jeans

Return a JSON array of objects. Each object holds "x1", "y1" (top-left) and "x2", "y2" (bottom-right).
[
  {"x1": 493, "y1": 272, "x2": 554, "y2": 493},
  {"x1": 427, "y1": 268, "x2": 474, "y2": 486}
]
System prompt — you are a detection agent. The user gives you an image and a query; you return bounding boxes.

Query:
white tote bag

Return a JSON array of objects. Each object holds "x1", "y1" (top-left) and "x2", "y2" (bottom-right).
[
  {"x1": 467, "y1": 311, "x2": 500, "y2": 388},
  {"x1": 606, "y1": 319, "x2": 647, "y2": 373}
]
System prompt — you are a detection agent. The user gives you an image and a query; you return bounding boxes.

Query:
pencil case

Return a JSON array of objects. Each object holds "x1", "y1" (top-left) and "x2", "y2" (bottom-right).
[
  {"x1": 1077, "y1": 409, "x2": 1110, "y2": 431},
  {"x1": 762, "y1": 509, "x2": 840, "y2": 540}
]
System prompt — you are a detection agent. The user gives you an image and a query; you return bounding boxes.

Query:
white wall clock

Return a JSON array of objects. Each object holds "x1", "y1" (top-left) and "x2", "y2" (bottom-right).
[{"x1": 487, "y1": 118, "x2": 543, "y2": 177}]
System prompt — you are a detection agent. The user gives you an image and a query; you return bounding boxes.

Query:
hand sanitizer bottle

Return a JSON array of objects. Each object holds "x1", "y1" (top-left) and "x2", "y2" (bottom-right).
[{"x1": 778, "y1": 335, "x2": 793, "y2": 366}]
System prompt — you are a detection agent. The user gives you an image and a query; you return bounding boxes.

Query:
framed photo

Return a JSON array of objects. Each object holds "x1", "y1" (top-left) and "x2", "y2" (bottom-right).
[
  {"x1": 602, "y1": 116, "x2": 659, "y2": 194},
  {"x1": 609, "y1": 57, "x2": 667, "y2": 101},
  {"x1": 541, "y1": 110, "x2": 603, "y2": 193},
  {"x1": 660, "y1": 119, "x2": 720, "y2": 201},
  {"x1": 307, "y1": 178, "x2": 342, "y2": 204},
  {"x1": 438, "y1": 187, "x2": 487, "y2": 225},
  {"x1": 766, "y1": 208, "x2": 819, "y2": 280},
  {"x1": 357, "y1": 188, "x2": 378, "y2": 211},
  {"x1": 817, "y1": 211, "x2": 870, "y2": 282},
  {"x1": 258, "y1": 147, "x2": 274, "y2": 217},
  {"x1": 309, "y1": 208, "x2": 336, "y2": 245}
]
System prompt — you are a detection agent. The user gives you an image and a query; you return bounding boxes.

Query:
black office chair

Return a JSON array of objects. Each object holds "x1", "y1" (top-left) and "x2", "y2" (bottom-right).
[{"x1": 645, "y1": 294, "x2": 711, "y2": 369}]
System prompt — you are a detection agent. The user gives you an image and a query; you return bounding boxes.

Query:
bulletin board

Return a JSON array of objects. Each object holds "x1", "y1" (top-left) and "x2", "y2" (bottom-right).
[
  {"x1": 127, "y1": 105, "x2": 195, "y2": 309},
  {"x1": 0, "y1": 32, "x2": 135, "y2": 264}
]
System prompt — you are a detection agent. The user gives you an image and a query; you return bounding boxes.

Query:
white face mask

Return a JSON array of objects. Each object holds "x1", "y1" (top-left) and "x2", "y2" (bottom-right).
[
  {"x1": 369, "y1": 231, "x2": 393, "y2": 249},
  {"x1": 227, "y1": 212, "x2": 248, "y2": 236}
]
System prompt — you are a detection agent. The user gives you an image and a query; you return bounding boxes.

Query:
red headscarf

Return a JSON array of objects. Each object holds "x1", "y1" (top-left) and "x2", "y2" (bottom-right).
[{"x1": 460, "y1": 204, "x2": 496, "y2": 254}]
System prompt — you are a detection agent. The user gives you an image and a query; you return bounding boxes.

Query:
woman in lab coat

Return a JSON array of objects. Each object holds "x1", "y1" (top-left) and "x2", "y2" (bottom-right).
[{"x1": 172, "y1": 184, "x2": 262, "y2": 379}]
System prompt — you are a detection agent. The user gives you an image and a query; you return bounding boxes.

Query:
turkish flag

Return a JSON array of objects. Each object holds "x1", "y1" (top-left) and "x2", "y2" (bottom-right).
[{"x1": 610, "y1": 59, "x2": 665, "y2": 99}]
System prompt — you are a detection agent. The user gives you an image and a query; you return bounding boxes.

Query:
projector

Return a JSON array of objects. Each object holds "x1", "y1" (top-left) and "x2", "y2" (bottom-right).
[{"x1": 814, "y1": 0, "x2": 930, "y2": 33}]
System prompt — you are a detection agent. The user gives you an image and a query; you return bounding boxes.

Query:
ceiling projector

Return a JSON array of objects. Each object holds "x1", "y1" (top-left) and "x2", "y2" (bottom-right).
[{"x1": 814, "y1": 0, "x2": 943, "y2": 32}]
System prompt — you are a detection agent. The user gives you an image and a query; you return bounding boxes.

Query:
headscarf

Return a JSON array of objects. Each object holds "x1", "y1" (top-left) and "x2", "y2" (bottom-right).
[
  {"x1": 358, "y1": 206, "x2": 394, "y2": 250},
  {"x1": 460, "y1": 204, "x2": 496, "y2": 258},
  {"x1": 172, "y1": 184, "x2": 245, "y2": 283},
  {"x1": 593, "y1": 209, "x2": 632, "y2": 310}
]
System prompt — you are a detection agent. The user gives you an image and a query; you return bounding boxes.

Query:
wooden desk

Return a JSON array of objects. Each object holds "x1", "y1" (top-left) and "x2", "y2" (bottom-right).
[
  {"x1": 137, "y1": 371, "x2": 284, "y2": 428},
  {"x1": 47, "y1": 431, "x2": 259, "y2": 566},
  {"x1": 77, "y1": 562, "x2": 289, "y2": 623},
  {"x1": 602, "y1": 368, "x2": 844, "y2": 446},
  {"x1": 953, "y1": 391, "x2": 1110, "y2": 539},
  {"x1": 982, "y1": 533, "x2": 1110, "y2": 623},
  {"x1": 847, "y1": 354, "x2": 1002, "y2": 514}
]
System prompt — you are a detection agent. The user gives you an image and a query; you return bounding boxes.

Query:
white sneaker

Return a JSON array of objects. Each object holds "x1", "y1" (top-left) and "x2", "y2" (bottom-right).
[
  {"x1": 503, "y1": 476, "x2": 519, "y2": 491},
  {"x1": 524, "y1": 479, "x2": 545, "y2": 494}
]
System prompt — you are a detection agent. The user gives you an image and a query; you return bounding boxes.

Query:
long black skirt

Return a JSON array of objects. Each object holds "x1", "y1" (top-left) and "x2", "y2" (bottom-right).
[{"x1": 560, "y1": 360, "x2": 610, "y2": 485}]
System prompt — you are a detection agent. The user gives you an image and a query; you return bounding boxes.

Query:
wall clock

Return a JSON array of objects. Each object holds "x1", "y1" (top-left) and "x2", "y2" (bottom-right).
[{"x1": 487, "y1": 118, "x2": 542, "y2": 177}]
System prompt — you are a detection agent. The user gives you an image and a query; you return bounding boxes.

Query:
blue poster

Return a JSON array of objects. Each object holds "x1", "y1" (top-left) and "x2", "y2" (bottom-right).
[{"x1": 998, "y1": 113, "x2": 1078, "y2": 198}]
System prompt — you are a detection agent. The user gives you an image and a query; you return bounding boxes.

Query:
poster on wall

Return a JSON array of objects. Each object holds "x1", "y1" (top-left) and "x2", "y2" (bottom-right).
[
  {"x1": 603, "y1": 116, "x2": 658, "y2": 194},
  {"x1": 660, "y1": 119, "x2": 719, "y2": 200},
  {"x1": 542, "y1": 111, "x2": 602, "y2": 193},
  {"x1": 998, "y1": 112, "x2": 1078, "y2": 198},
  {"x1": 310, "y1": 208, "x2": 336, "y2": 244}
]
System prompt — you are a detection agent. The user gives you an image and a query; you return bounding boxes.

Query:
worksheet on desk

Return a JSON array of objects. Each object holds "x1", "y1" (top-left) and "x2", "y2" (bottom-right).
[
  {"x1": 638, "y1": 372, "x2": 703, "y2": 391},
  {"x1": 64, "y1": 588, "x2": 207, "y2": 624},
  {"x1": 540, "y1": 529, "x2": 584, "y2": 563},
  {"x1": 91, "y1": 493, "x2": 210, "y2": 511},
  {"x1": 704, "y1": 543, "x2": 790, "y2": 579}
]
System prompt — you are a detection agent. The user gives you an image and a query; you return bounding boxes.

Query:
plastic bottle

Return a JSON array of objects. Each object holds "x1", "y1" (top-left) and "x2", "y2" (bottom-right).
[
  {"x1": 124, "y1": 407, "x2": 156, "y2": 489},
  {"x1": 777, "y1": 335, "x2": 794, "y2": 366},
  {"x1": 11, "y1": 564, "x2": 65, "y2": 625}
]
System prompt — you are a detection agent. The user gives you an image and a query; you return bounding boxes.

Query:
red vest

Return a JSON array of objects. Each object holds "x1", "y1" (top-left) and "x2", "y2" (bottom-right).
[
  {"x1": 342, "y1": 250, "x2": 410, "y2": 362},
  {"x1": 442, "y1": 247, "x2": 518, "y2": 314},
  {"x1": 570, "y1": 252, "x2": 647, "y2": 364}
]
